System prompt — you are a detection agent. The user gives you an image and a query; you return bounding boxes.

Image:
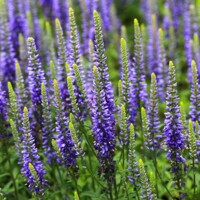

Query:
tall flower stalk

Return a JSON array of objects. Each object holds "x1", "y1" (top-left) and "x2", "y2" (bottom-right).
[
  {"x1": 190, "y1": 60, "x2": 200, "y2": 123},
  {"x1": 164, "y1": 61, "x2": 185, "y2": 190},
  {"x1": 21, "y1": 107, "x2": 47, "y2": 197}
]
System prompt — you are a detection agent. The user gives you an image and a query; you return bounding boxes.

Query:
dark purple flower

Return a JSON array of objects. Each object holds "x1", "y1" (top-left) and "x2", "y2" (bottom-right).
[
  {"x1": 164, "y1": 61, "x2": 185, "y2": 175},
  {"x1": 91, "y1": 66, "x2": 116, "y2": 182},
  {"x1": 53, "y1": 79, "x2": 78, "y2": 167}
]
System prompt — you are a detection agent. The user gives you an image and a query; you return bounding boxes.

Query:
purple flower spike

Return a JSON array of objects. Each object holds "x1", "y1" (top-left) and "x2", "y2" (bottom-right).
[
  {"x1": 21, "y1": 107, "x2": 47, "y2": 195},
  {"x1": 189, "y1": 60, "x2": 200, "y2": 123},
  {"x1": 164, "y1": 61, "x2": 185, "y2": 179},
  {"x1": 27, "y1": 37, "x2": 46, "y2": 107},
  {"x1": 91, "y1": 66, "x2": 116, "y2": 183}
]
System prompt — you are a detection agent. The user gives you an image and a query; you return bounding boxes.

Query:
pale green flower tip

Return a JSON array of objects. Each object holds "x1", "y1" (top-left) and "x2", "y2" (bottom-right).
[
  {"x1": 169, "y1": 61, "x2": 175, "y2": 72},
  {"x1": 23, "y1": 106, "x2": 28, "y2": 114},
  {"x1": 121, "y1": 104, "x2": 125, "y2": 111},
  {"x1": 120, "y1": 37, "x2": 126, "y2": 45},
  {"x1": 45, "y1": 21, "x2": 50, "y2": 28},
  {"x1": 28, "y1": 162, "x2": 34, "y2": 170},
  {"x1": 51, "y1": 139, "x2": 56, "y2": 146},
  {"x1": 134, "y1": 18, "x2": 139, "y2": 26},
  {"x1": 139, "y1": 159, "x2": 143, "y2": 166},
  {"x1": 158, "y1": 28, "x2": 163, "y2": 35},
  {"x1": 67, "y1": 76, "x2": 72, "y2": 83},
  {"x1": 93, "y1": 10, "x2": 98, "y2": 17},
  {"x1": 72, "y1": 63, "x2": 77, "y2": 70},
  {"x1": 41, "y1": 82, "x2": 45, "y2": 91},
  {"x1": 191, "y1": 60, "x2": 197, "y2": 68},
  {"x1": 69, "y1": 7, "x2": 74, "y2": 14},
  {"x1": 151, "y1": 72, "x2": 156, "y2": 80},
  {"x1": 55, "y1": 18, "x2": 61, "y2": 27},
  {"x1": 93, "y1": 66, "x2": 98, "y2": 74},
  {"x1": 189, "y1": 119, "x2": 193, "y2": 127},
  {"x1": 130, "y1": 123, "x2": 134, "y2": 131},
  {"x1": 15, "y1": 60, "x2": 20, "y2": 69},
  {"x1": 27, "y1": 37, "x2": 34, "y2": 43},
  {"x1": 53, "y1": 79, "x2": 58, "y2": 86},
  {"x1": 7, "y1": 81, "x2": 12, "y2": 90},
  {"x1": 141, "y1": 106, "x2": 145, "y2": 113}
]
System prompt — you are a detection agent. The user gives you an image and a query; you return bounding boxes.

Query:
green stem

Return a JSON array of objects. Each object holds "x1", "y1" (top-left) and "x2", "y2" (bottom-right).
[
  {"x1": 88, "y1": 153, "x2": 95, "y2": 190},
  {"x1": 138, "y1": 103, "x2": 145, "y2": 160},
  {"x1": 71, "y1": 170, "x2": 81, "y2": 199},
  {"x1": 79, "y1": 122, "x2": 97, "y2": 159},
  {"x1": 122, "y1": 145, "x2": 125, "y2": 169},
  {"x1": 153, "y1": 147, "x2": 158, "y2": 197},
  {"x1": 108, "y1": 183, "x2": 113, "y2": 200},
  {"x1": 114, "y1": 176, "x2": 118, "y2": 199},
  {"x1": 52, "y1": 162, "x2": 64, "y2": 199},
  {"x1": 193, "y1": 158, "x2": 196, "y2": 199},
  {"x1": 125, "y1": 183, "x2": 130, "y2": 200},
  {"x1": 134, "y1": 187, "x2": 140, "y2": 200},
  {"x1": 56, "y1": 165, "x2": 66, "y2": 198},
  {"x1": 80, "y1": 154, "x2": 105, "y2": 189},
  {"x1": 152, "y1": 158, "x2": 174, "y2": 199},
  {"x1": 5, "y1": 141, "x2": 19, "y2": 200}
]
